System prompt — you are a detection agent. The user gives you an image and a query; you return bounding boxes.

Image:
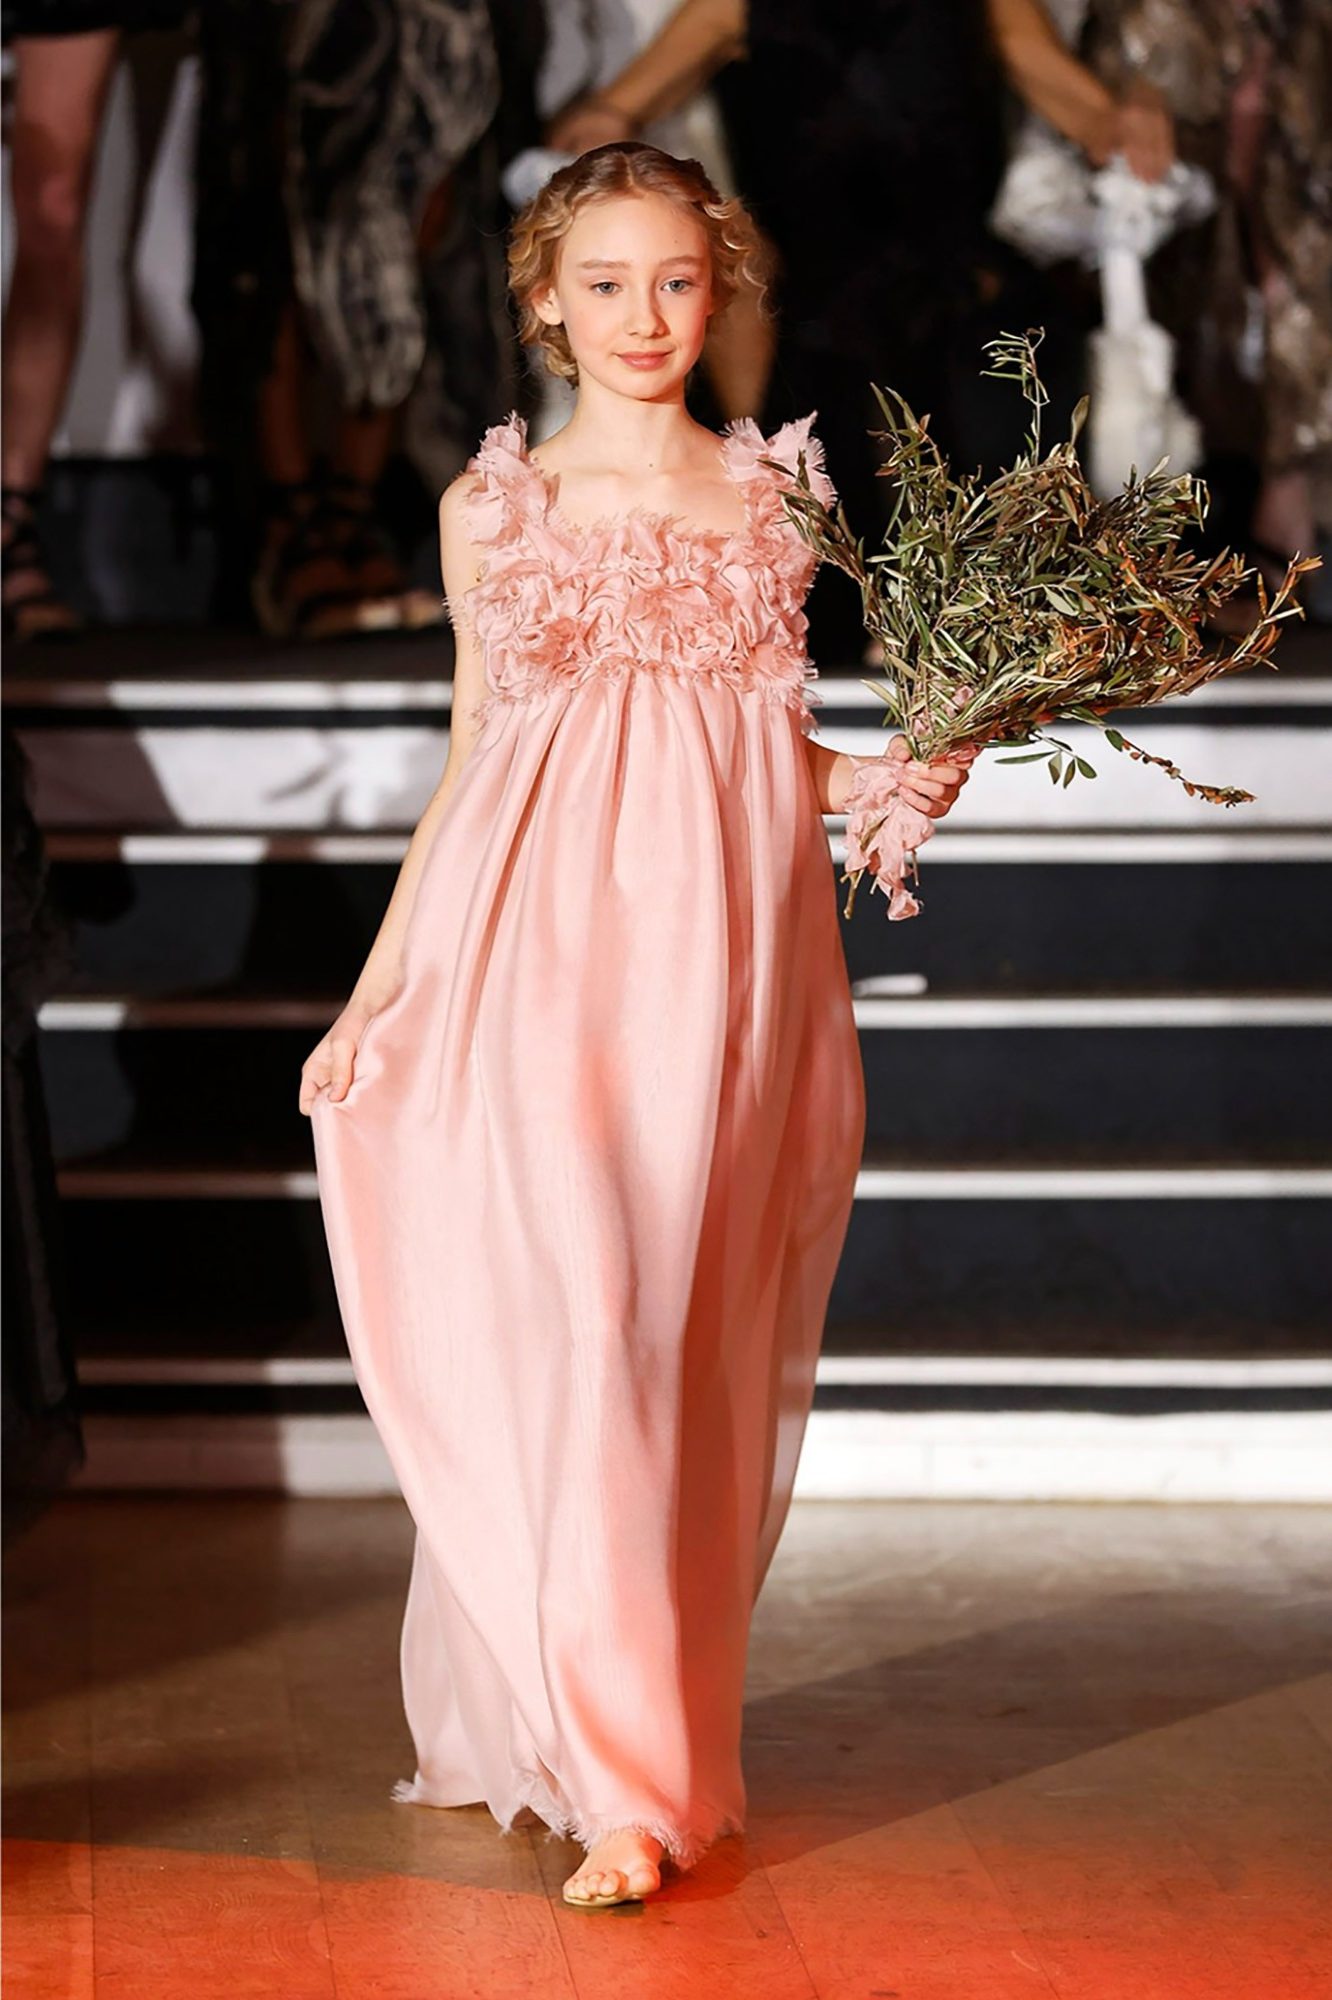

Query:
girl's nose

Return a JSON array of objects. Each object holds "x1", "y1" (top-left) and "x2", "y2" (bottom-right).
[{"x1": 625, "y1": 291, "x2": 667, "y2": 336}]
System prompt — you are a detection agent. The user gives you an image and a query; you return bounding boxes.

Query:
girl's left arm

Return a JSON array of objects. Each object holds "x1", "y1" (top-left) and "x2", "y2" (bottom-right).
[{"x1": 804, "y1": 733, "x2": 976, "y2": 818}]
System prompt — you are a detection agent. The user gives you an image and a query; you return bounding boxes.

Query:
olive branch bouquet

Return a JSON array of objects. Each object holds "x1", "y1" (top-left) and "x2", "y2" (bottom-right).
[{"x1": 767, "y1": 329, "x2": 1318, "y2": 918}]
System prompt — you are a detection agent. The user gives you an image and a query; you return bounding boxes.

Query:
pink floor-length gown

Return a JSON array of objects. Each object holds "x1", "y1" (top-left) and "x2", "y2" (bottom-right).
[{"x1": 309, "y1": 409, "x2": 866, "y2": 1871}]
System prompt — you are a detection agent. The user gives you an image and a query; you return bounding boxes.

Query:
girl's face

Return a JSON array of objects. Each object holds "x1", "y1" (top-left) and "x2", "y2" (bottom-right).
[{"x1": 533, "y1": 191, "x2": 716, "y2": 400}]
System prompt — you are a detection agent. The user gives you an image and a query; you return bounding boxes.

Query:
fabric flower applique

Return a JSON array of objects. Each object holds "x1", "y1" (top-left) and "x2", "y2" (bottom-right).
[
  {"x1": 841, "y1": 755, "x2": 938, "y2": 921},
  {"x1": 457, "y1": 409, "x2": 835, "y2": 728}
]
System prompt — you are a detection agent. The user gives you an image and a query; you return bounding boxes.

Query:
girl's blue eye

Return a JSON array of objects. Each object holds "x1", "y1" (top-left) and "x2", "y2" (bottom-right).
[{"x1": 589, "y1": 278, "x2": 694, "y2": 295}]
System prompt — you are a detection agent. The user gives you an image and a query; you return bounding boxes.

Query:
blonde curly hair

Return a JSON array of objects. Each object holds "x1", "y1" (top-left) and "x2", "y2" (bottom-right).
[{"x1": 508, "y1": 142, "x2": 773, "y2": 387}]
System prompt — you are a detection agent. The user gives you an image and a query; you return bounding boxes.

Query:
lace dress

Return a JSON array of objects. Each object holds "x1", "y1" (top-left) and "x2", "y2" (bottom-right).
[{"x1": 310, "y1": 409, "x2": 866, "y2": 1870}]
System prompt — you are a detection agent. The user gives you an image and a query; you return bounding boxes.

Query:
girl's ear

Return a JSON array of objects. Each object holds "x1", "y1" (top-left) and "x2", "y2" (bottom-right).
[{"x1": 531, "y1": 283, "x2": 563, "y2": 329}]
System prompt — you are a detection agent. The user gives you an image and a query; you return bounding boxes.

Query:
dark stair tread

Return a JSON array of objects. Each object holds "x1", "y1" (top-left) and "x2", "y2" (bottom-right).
[
  {"x1": 67, "y1": 1316, "x2": 1331, "y2": 1365},
  {"x1": 1, "y1": 622, "x2": 448, "y2": 686},
  {"x1": 42, "y1": 979, "x2": 1332, "y2": 1011}
]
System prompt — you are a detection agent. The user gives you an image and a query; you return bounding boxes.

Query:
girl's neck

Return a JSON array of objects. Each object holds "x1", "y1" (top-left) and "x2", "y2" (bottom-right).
[{"x1": 553, "y1": 379, "x2": 701, "y2": 472}]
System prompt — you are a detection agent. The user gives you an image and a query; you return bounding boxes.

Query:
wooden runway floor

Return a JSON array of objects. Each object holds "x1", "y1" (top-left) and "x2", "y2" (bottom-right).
[{"x1": 4, "y1": 1496, "x2": 1330, "y2": 1999}]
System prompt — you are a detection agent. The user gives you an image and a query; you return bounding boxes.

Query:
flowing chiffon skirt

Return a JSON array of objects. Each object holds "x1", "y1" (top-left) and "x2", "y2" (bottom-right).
[{"x1": 310, "y1": 670, "x2": 864, "y2": 1869}]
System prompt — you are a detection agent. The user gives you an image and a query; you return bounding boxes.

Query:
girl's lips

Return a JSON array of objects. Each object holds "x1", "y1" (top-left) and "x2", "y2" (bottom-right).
[{"x1": 618, "y1": 351, "x2": 670, "y2": 368}]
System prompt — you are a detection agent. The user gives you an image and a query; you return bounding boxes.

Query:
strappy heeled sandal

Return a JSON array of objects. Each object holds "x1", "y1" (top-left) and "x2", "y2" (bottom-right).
[
  {"x1": 251, "y1": 475, "x2": 400, "y2": 642},
  {"x1": 324, "y1": 472, "x2": 444, "y2": 632},
  {"x1": 2, "y1": 485, "x2": 85, "y2": 642}
]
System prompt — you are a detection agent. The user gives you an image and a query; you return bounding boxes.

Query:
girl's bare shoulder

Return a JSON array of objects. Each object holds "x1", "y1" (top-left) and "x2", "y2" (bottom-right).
[{"x1": 438, "y1": 467, "x2": 484, "y2": 521}]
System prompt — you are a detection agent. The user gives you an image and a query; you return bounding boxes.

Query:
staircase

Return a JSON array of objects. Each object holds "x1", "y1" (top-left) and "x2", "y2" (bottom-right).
[{"x1": 8, "y1": 621, "x2": 1331, "y2": 1501}]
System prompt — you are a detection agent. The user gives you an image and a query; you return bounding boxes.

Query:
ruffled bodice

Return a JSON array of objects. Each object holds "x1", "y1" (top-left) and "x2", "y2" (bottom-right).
[{"x1": 455, "y1": 410, "x2": 836, "y2": 731}]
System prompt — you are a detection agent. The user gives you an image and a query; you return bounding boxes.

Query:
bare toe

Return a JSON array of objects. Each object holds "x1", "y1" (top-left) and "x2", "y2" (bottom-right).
[
  {"x1": 563, "y1": 1829, "x2": 665, "y2": 1904},
  {"x1": 566, "y1": 1865, "x2": 623, "y2": 1900}
]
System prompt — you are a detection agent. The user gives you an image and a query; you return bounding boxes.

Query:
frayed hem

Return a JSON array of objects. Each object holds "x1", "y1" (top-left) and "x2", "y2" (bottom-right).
[
  {"x1": 390, "y1": 1773, "x2": 486, "y2": 1809},
  {"x1": 392, "y1": 1771, "x2": 743, "y2": 1872},
  {"x1": 503, "y1": 1802, "x2": 744, "y2": 1874}
]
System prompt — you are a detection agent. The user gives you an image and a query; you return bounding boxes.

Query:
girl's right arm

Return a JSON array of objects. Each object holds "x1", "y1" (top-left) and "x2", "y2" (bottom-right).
[{"x1": 298, "y1": 472, "x2": 491, "y2": 1114}]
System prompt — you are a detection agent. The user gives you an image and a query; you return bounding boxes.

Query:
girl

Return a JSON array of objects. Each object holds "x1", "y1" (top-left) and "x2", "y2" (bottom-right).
[{"x1": 301, "y1": 141, "x2": 972, "y2": 1911}]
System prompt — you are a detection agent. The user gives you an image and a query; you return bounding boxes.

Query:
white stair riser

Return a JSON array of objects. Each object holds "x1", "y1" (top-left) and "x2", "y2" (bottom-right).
[{"x1": 16, "y1": 720, "x2": 1332, "y2": 830}]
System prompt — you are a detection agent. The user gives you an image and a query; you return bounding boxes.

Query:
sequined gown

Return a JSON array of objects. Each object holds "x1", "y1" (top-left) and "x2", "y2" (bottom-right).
[{"x1": 310, "y1": 411, "x2": 865, "y2": 1870}]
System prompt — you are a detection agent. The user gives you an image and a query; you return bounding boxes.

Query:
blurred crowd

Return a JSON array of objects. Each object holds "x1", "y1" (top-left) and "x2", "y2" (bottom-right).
[{"x1": 2, "y1": 0, "x2": 1329, "y2": 658}]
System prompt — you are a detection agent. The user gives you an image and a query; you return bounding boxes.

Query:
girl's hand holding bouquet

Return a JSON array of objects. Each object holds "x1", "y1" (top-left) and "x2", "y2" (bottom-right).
[
  {"x1": 835, "y1": 738, "x2": 978, "y2": 921},
  {"x1": 774, "y1": 330, "x2": 1318, "y2": 921},
  {"x1": 831, "y1": 736, "x2": 978, "y2": 821}
]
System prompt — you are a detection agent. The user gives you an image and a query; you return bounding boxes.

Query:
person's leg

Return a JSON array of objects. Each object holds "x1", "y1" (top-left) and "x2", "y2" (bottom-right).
[
  {"x1": 251, "y1": 297, "x2": 413, "y2": 640},
  {"x1": 2, "y1": 28, "x2": 120, "y2": 487},
  {"x1": 250, "y1": 293, "x2": 359, "y2": 640},
  {"x1": 317, "y1": 170, "x2": 465, "y2": 632},
  {"x1": 2, "y1": 28, "x2": 121, "y2": 635},
  {"x1": 328, "y1": 403, "x2": 396, "y2": 489},
  {"x1": 249, "y1": 126, "x2": 445, "y2": 637},
  {"x1": 326, "y1": 166, "x2": 456, "y2": 491},
  {"x1": 256, "y1": 294, "x2": 314, "y2": 489}
]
